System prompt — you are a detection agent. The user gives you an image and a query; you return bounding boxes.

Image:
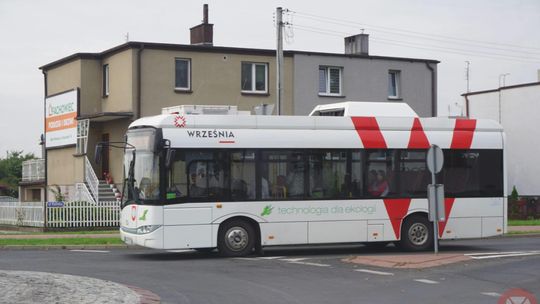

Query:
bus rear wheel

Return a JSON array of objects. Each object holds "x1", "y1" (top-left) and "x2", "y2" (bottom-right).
[
  {"x1": 218, "y1": 220, "x2": 256, "y2": 257},
  {"x1": 399, "y1": 214, "x2": 433, "y2": 251}
]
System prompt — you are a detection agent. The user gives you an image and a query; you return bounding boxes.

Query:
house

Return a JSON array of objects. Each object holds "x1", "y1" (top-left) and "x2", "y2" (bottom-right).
[
  {"x1": 38, "y1": 5, "x2": 438, "y2": 201},
  {"x1": 463, "y1": 74, "x2": 540, "y2": 197}
]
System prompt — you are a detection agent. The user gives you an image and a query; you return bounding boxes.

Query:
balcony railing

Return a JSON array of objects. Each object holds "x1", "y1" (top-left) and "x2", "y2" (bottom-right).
[{"x1": 21, "y1": 159, "x2": 45, "y2": 182}]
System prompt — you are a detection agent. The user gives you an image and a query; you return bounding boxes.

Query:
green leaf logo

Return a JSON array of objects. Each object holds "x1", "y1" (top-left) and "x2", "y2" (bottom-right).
[
  {"x1": 139, "y1": 209, "x2": 148, "y2": 221},
  {"x1": 261, "y1": 205, "x2": 273, "y2": 216}
]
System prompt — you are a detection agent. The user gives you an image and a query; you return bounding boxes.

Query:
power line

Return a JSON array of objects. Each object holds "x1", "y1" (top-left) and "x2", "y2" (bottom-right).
[
  {"x1": 289, "y1": 24, "x2": 540, "y2": 63},
  {"x1": 288, "y1": 10, "x2": 540, "y2": 53}
]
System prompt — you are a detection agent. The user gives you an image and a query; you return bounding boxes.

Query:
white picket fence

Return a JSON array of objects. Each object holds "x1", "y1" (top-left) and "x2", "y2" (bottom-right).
[
  {"x1": 0, "y1": 201, "x2": 121, "y2": 228},
  {"x1": 0, "y1": 202, "x2": 45, "y2": 227}
]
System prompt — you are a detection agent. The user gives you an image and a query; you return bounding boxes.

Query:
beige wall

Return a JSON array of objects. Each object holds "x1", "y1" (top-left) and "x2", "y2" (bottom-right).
[
  {"x1": 101, "y1": 49, "x2": 135, "y2": 113},
  {"x1": 47, "y1": 147, "x2": 84, "y2": 185},
  {"x1": 80, "y1": 59, "x2": 102, "y2": 115},
  {"x1": 46, "y1": 59, "x2": 81, "y2": 96},
  {"x1": 140, "y1": 49, "x2": 294, "y2": 116}
]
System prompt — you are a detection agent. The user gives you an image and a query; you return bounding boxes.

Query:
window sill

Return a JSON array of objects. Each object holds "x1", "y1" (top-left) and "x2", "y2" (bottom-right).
[
  {"x1": 387, "y1": 97, "x2": 403, "y2": 101},
  {"x1": 102, "y1": 94, "x2": 109, "y2": 98},
  {"x1": 174, "y1": 88, "x2": 193, "y2": 94},
  {"x1": 241, "y1": 91, "x2": 270, "y2": 97},
  {"x1": 318, "y1": 93, "x2": 345, "y2": 98},
  {"x1": 73, "y1": 153, "x2": 87, "y2": 158}
]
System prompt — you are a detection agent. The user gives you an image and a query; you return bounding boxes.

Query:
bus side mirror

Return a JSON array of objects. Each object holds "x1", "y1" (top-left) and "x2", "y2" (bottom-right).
[
  {"x1": 166, "y1": 149, "x2": 175, "y2": 168},
  {"x1": 94, "y1": 145, "x2": 102, "y2": 164}
]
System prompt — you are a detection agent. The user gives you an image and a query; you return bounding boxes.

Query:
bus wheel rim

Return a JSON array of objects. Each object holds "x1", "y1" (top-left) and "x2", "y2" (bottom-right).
[
  {"x1": 408, "y1": 222, "x2": 428, "y2": 246},
  {"x1": 225, "y1": 227, "x2": 249, "y2": 251}
]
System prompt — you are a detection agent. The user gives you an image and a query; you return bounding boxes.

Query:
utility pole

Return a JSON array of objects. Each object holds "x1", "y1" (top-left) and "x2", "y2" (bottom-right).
[
  {"x1": 276, "y1": 7, "x2": 284, "y2": 115},
  {"x1": 465, "y1": 61, "x2": 470, "y2": 93}
]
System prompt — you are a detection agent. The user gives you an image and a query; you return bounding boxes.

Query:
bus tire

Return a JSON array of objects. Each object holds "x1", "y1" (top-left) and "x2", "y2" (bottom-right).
[
  {"x1": 399, "y1": 214, "x2": 433, "y2": 251},
  {"x1": 218, "y1": 219, "x2": 256, "y2": 257}
]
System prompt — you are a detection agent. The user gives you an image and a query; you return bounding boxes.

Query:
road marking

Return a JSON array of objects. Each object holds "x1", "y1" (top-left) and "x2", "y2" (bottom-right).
[
  {"x1": 233, "y1": 257, "x2": 261, "y2": 261},
  {"x1": 287, "y1": 261, "x2": 331, "y2": 267},
  {"x1": 355, "y1": 269, "x2": 394, "y2": 276},
  {"x1": 69, "y1": 250, "x2": 109, "y2": 253},
  {"x1": 414, "y1": 279, "x2": 439, "y2": 284},
  {"x1": 466, "y1": 251, "x2": 540, "y2": 260},
  {"x1": 279, "y1": 258, "x2": 309, "y2": 262},
  {"x1": 257, "y1": 256, "x2": 286, "y2": 260},
  {"x1": 481, "y1": 292, "x2": 501, "y2": 297}
]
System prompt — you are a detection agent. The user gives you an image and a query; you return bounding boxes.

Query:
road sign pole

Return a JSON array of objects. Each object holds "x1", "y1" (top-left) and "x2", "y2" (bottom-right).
[
  {"x1": 431, "y1": 170, "x2": 439, "y2": 254},
  {"x1": 427, "y1": 144, "x2": 444, "y2": 255}
]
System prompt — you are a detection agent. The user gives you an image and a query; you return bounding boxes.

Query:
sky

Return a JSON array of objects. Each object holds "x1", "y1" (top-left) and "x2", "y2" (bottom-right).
[{"x1": 0, "y1": 0, "x2": 539, "y2": 156}]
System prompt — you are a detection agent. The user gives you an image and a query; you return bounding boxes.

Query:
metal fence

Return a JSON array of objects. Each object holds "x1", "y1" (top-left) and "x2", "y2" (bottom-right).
[{"x1": 0, "y1": 201, "x2": 121, "y2": 228}]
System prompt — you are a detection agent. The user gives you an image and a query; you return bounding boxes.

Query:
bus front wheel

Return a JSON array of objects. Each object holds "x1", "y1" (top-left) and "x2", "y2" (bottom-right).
[
  {"x1": 218, "y1": 220, "x2": 256, "y2": 257},
  {"x1": 399, "y1": 214, "x2": 433, "y2": 251}
]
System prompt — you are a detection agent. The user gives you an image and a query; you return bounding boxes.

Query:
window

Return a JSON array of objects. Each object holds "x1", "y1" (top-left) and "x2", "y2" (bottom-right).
[
  {"x1": 398, "y1": 150, "x2": 430, "y2": 196},
  {"x1": 388, "y1": 70, "x2": 400, "y2": 99},
  {"x1": 442, "y1": 150, "x2": 503, "y2": 197},
  {"x1": 163, "y1": 148, "x2": 503, "y2": 203},
  {"x1": 241, "y1": 62, "x2": 268, "y2": 93},
  {"x1": 319, "y1": 66, "x2": 342, "y2": 96},
  {"x1": 365, "y1": 150, "x2": 397, "y2": 197},
  {"x1": 231, "y1": 150, "x2": 256, "y2": 200},
  {"x1": 76, "y1": 119, "x2": 89, "y2": 154},
  {"x1": 102, "y1": 64, "x2": 109, "y2": 96},
  {"x1": 260, "y1": 151, "x2": 305, "y2": 199},
  {"x1": 175, "y1": 58, "x2": 191, "y2": 90},
  {"x1": 309, "y1": 151, "x2": 348, "y2": 199}
]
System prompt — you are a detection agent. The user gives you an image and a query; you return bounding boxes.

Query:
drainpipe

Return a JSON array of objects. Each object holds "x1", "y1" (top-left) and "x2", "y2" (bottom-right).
[
  {"x1": 42, "y1": 70, "x2": 48, "y2": 223},
  {"x1": 425, "y1": 62, "x2": 436, "y2": 117},
  {"x1": 137, "y1": 44, "x2": 145, "y2": 119},
  {"x1": 464, "y1": 94, "x2": 470, "y2": 117}
]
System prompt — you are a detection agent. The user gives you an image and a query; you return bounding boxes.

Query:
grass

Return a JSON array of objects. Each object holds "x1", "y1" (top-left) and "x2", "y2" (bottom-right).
[
  {"x1": 0, "y1": 230, "x2": 118, "y2": 235},
  {"x1": 508, "y1": 219, "x2": 540, "y2": 226},
  {"x1": 507, "y1": 230, "x2": 540, "y2": 235},
  {"x1": 0, "y1": 237, "x2": 123, "y2": 246}
]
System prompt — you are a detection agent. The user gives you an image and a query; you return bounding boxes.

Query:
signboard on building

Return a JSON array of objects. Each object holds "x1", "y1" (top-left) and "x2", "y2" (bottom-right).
[{"x1": 45, "y1": 89, "x2": 78, "y2": 148}]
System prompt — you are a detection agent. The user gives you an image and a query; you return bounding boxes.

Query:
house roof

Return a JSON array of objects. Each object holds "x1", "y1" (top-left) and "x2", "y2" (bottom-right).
[
  {"x1": 40, "y1": 41, "x2": 439, "y2": 71},
  {"x1": 462, "y1": 81, "x2": 540, "y2": 96}
]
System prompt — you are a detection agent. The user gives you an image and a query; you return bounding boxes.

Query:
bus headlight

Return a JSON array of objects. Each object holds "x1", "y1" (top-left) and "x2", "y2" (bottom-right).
[{"x1": 137, "y1": 225, "x2": 161, "y2": 234}]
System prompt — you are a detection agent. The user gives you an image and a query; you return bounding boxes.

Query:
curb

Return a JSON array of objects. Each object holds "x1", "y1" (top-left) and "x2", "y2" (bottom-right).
[{"x1": 126, "y1": 285, "x2": 161, "y2": 304}]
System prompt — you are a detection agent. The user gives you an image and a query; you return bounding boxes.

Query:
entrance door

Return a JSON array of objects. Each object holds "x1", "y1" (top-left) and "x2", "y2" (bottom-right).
[{"x1": 101, "y1": 133, "x2": 110, "y2": 178}]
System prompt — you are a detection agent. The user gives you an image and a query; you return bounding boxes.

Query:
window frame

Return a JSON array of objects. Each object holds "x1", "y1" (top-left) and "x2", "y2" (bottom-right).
[
  {"x1": 241, "y1": 62, "x2": 269, "y2": 94},
  {"x1": 318, "y1": 66, "x2": 343, "y2": 97},
  {"x1": 388, "y1": 70, "x2": 401, "y2": 99},
  {"x1": 102, "y1": 64, "x2": 109, "y2": 97},
  {"x1": 174, "y1": 58, "x2": 192, "y2": 91}
]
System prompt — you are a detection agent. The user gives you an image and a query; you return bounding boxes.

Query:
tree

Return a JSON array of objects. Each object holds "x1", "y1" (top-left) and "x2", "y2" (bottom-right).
[{"x1": 0, "y1": 151, "x2": 36, "y2": 197}]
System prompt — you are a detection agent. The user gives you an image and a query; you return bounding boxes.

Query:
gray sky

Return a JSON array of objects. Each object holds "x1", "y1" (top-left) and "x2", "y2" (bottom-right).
[{"x1": 1, "y1": 0, "x2": 539, "y2": 156}]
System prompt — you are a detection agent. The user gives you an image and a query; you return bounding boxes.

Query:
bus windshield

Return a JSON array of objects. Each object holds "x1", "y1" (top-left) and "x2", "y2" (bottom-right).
[{"x1": 123, "y1": 128, "x2": 160, "y2": 205}]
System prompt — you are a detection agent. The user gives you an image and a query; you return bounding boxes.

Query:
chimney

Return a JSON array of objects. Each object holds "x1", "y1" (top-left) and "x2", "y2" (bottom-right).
[
  {"x1": 344, "y1": 33, "x2": 369, "y2": 56},
  {"x1": 190, "y1": 4, "x2": 213, "y2": 46}
]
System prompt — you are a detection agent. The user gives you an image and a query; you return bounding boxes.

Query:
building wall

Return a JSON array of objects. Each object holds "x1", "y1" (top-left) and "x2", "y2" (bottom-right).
[
  {"x1": 102, "y1": 49, "x2": 135, "y2": 113},
  {"x1": 46, "y1": 147, "x2": 84, "y2": 200},
  {"x1": 293, "y1": 54, "x2": 434, "y2": 116},
  {"x1": 139, "y1": 49, "x2": 294, "y2": 117},
  {"x1": 46, "y1": 59, "x2": 81, "y2": 96},
  {"x1": 80, "y1": 59, "x2": 102, "y2": 115},
  {"x1": 467, "y1": 84, "x2": 540, "y2": 196}
]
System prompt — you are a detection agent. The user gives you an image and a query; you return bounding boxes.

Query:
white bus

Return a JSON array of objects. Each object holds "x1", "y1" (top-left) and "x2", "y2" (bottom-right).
[{"x1": 117, "y1": 106, "x2": 506, "y2": 256}]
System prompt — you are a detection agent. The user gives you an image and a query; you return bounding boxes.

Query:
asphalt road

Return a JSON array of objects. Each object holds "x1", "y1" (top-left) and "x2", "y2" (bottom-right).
[{"x1": 0, "y1": 236, "x2": 539, "y2": 304}]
